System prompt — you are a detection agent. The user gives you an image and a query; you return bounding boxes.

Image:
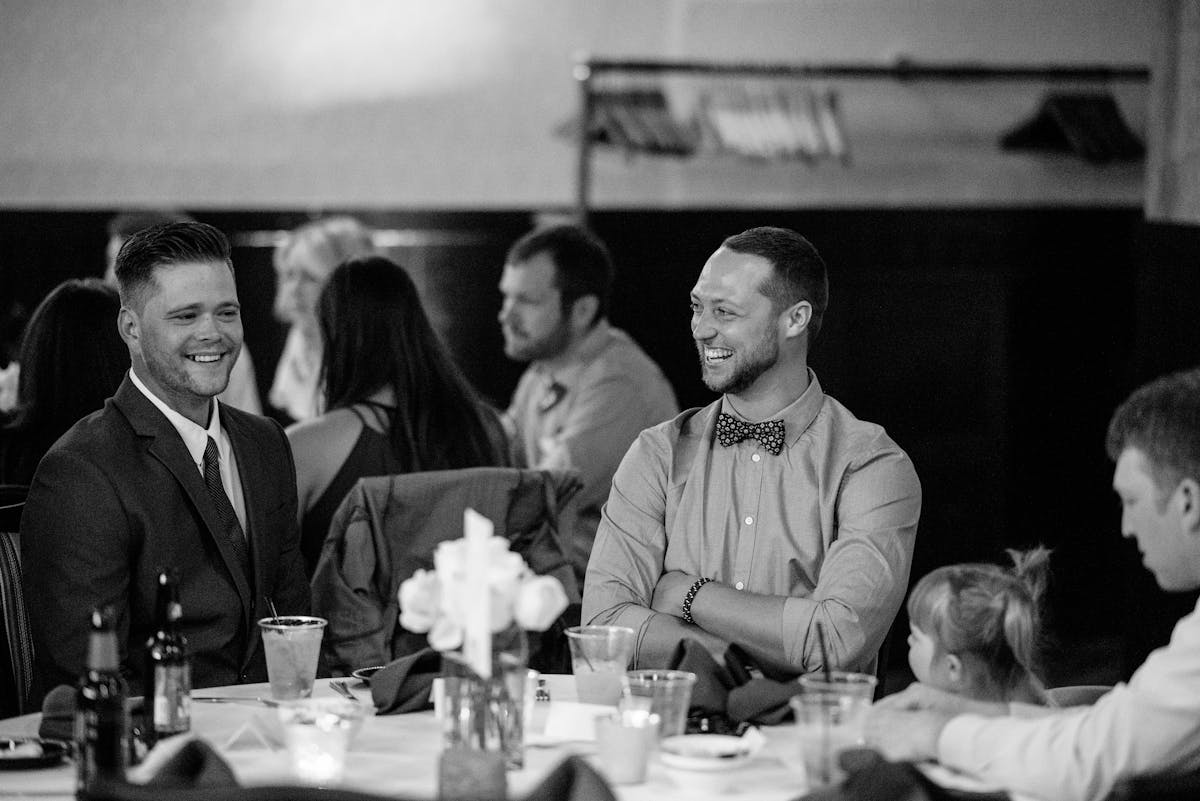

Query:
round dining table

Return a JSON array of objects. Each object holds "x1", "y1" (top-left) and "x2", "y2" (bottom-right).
[{"x1": 0, "y1": 675, "x2": 813, "y2": 800}]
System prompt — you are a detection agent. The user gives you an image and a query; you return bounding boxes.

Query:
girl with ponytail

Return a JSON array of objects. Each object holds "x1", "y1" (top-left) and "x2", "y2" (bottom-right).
[{"x1": 904, "y1": 547, "x2": 1053, "y2": 704}]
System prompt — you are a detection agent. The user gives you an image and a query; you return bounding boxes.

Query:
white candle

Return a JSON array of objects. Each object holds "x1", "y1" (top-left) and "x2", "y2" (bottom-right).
[{"x1": 462, "y1": 507, "x2": 493, "y2": 678}]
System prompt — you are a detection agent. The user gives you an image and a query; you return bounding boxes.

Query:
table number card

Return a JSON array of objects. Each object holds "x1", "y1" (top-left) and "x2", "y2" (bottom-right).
[{"x1": 462, "y1": 508, "x2": 493, "y2": 679}]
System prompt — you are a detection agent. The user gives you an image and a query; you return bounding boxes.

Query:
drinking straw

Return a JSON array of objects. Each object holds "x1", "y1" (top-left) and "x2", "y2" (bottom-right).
[
  {"x1": 815, "y1": 621, "x2": 833, "y2": 785},
  {"x1": 816, "y1": 622, "x2": 832, "y2": 683},
  {"x1": 267, "y1": 597, "x2": 280, "y2": 623}
]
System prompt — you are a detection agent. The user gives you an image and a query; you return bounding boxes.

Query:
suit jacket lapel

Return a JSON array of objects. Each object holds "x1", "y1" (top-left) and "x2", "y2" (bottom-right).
[{"x1": 115, "y1": 378, "x2": 255, "y2": 621}]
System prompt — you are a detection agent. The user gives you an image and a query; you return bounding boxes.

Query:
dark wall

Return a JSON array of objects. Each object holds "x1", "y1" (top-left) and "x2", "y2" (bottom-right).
[{"x1": 4, "y1": 207, "x2": 1197, "y2": 677}]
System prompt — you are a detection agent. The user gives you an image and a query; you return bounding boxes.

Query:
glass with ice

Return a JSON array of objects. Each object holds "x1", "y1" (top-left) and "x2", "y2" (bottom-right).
[
  {"x1": 277, "y1": 696, "x2": 368, "y2": 785},
  {"x1": 789, "y1": 671, "x2": 877, "y2": 788},
  {"x1": 258, "y1": 616, "x2": 326, "y2": 700},
  {"x1": 564, "y1": 625, "x2": 635, "y2": 705}
]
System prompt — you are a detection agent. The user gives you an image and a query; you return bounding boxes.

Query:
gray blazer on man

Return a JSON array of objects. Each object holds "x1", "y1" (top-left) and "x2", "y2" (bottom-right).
[{"x1": 21, "y1": 374, "x2": 310, "y2": 700}]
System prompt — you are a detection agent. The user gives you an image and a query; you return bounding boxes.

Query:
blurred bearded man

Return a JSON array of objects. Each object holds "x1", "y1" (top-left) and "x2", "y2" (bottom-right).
[{"x1": 500, "y1": 224, "x2": 677, "y2": 585}]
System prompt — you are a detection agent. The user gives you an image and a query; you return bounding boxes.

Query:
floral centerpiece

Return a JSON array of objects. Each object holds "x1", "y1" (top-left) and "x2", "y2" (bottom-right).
[
  {"x1": 396, "y1": 511, "x2": 568, "y2": 770},
  {"x1": 398, "y1": 534, "x2": 568, "y2": 653}
]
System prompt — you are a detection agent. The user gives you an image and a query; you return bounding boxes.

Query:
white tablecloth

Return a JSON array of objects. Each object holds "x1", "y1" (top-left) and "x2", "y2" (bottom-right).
[{"x1": 0, "y1": 676, "x2": 812, "y2": 800}]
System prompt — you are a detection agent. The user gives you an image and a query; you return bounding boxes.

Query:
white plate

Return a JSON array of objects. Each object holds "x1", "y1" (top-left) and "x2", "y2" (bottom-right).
[
  {"x1": 351, "y1": 665, "x2": 385, "y2": 684},
  {"x1": 659, "y1": 734, "x2": 756, "y2": 771}
]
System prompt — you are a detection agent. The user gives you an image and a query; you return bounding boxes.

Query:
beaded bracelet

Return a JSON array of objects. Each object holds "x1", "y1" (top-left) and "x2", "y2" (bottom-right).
[{"x1": 682, "y1": 577, "x2": 714, "y2": 625}]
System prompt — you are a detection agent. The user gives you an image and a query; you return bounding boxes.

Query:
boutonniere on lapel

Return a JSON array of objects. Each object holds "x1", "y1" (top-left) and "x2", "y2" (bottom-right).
[{"x1": 537, "y1": 379, "x2": 566, "y2": 413}]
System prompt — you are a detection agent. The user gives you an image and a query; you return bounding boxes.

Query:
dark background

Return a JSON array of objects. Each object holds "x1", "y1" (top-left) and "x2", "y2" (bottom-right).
[{"x1": 4, "y1": 207, "x2": 1198, "y2": 684}]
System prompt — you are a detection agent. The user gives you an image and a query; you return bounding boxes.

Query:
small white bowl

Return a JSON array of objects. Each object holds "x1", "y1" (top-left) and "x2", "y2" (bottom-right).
[
  {"x1": 660, "y1": 734, "x2": 760, "y2": 793},
  {"x1": 660, "y1": 734, "x2": 755, "y2": 769}
]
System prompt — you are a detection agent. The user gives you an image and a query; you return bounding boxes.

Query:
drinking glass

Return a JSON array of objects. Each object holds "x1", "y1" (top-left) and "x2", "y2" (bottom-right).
[
  {"x1": 620, "y1": 669, "x2": 696, "y2": 738},
  {"x1": 789, "y1": 671, "x2": 877, "y2": 787},
  {"x1": 564, "y1": 625, "x2": 635, "y2": 705},
  {"x1": 258, "y1": 616, "x2": 326, "y2": 700},
  {"x1": 277, "y1": 696, "x2": 368, "y2": 786}
]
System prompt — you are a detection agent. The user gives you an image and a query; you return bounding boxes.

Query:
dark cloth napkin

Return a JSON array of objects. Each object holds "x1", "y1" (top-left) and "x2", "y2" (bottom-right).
[
  {"x1": 131, "y1": 737, "x2": 240, "y2": 788},
  {"x1": 39, "y1": 684, "x2": 151, "y2": 744},
  {"x1": 795, "y1": 748, "x2": 1010, "y2": 801},
  {"x1": 669, "y1": 639, "x2": 800, "y2": 726},
  {"x1": 368, "y1": 647, "x2": 442, "y2": 715},
  {"x1": 85, "y1": 755, "x2": 614, "y2": 801},
  {"x1": 38, "y1": 683, "x2": 78, "y2": 741},
  {"x1": 526, "y1": 755, "x2": 617, "y2": 801}
]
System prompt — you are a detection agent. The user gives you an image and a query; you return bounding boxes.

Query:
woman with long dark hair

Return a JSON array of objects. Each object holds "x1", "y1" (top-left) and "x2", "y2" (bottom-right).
[
  {"x1": 0, "y1": 279, "x2": 128, "y2": 484},
  {"x1": 287, "y1": 255, "x2": 509, "y2": 575}
]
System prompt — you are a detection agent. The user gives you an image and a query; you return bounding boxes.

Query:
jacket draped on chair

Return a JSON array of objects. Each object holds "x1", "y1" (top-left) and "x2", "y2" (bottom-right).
[{"x1": 312, "y1": 467, "x2": 582, "y2": 676}]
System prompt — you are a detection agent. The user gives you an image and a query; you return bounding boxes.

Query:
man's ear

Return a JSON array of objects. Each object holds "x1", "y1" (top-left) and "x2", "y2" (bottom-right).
[
  {"x1": 569, "y1": 294, "x2": 600, "y2": 331},
  {"x1": 1178, "y1": 477, "x2": 1200, "y2": 534},
  {"x1": 117, "y1": 307, "x2": 139, "y2": 349},
  {"x1": 780, "y1": 300, "x2": 812, "y2": 340}
]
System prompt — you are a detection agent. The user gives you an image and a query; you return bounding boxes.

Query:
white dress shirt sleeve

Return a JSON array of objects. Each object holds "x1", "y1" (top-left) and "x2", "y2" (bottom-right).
[{"x1": 938, "y1": 599, "x2": 1200, "y2": 801}]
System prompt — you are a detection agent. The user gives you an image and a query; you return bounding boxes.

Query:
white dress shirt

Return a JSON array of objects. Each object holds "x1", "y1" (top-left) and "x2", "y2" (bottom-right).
[
  {"x1": 938, "y1": 595, "x2": 1200, "y2": 801},
  {"x1": 129, "y1": 368, "x2": 248, "y2": 533}
]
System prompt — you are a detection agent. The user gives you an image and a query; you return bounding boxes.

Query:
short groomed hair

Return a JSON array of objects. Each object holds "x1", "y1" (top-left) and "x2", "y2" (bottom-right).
[
  {"x1": 1106, "y1": 367, "x2": 1200, "y2": 498},
  {"x1": 721, "y1": 226, "x2": 829, "y2": 343},
  {"x1": 115, "y1": 221, "x2": 233, "y2": 310},
  {"x1": 506, "y1": 224, "x2": 613, "y2": 326}
]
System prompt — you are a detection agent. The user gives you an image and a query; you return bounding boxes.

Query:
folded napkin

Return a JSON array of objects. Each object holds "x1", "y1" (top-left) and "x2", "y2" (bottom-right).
[
  {"x1": 39, "y1": 684, "x2": 150, "y2": 744},
  {"x1": 89, "y1": 755, "x2": 615, "y2": 801},
  {"x1": 795, "y1": 748, "x2": 1011, "y2": 801},
  {"x1": 526, "y1": 755, "x2": 617, "y2": 801},
  {"x1": 126, "y1": 737, "x2": 239, "y2": 788},
  {"x1": 369, "y1": 647, "x2": 443, "y2": 714},
  {"x1": 38, "y1": 684, "x2": 77, "y2": 741},
  {"x1": 669, "y1": 639, "x2": 798, "y2": 726}
]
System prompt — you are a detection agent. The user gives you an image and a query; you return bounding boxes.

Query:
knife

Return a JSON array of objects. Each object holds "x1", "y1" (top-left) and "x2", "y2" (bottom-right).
[{"x1": 192, "y1": 696, "x2": 280, "y2": 707}]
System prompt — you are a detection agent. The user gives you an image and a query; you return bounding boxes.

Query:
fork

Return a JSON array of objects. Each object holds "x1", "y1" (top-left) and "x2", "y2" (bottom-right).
[{"x1": 331, "y1": 680, "x2": 357, "y2": 701}]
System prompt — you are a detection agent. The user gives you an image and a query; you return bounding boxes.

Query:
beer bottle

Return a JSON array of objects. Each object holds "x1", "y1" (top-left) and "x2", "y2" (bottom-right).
[
  {"x1": 144, "y1": 569, "x2": 191, "y2": 747},
  {"x1": 76, "y1": 606, "x2": 129, "y2": 796}
]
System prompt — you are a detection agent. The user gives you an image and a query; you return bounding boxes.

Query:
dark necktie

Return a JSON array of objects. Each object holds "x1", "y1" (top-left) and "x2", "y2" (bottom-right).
[
  {"x1": 716, "y1": 412, "x2": 786, "y2": 456},
  {"x1": 203, "y1": 437, "x2": 251, "y2": 582},
  {"x1": 537, "y1": 376, "x2": 566, "y2": 413}
]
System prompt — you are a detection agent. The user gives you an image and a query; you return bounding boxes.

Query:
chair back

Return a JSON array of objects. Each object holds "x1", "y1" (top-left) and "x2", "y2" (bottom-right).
[
  {"x1": 0, "y1": 526, "x2": 33, "y2": 718},
  {"x1": 1045, "y1": 684, "x2": 1111, "y2": 707},
  {"x1": 0, "y1": 483, "x2": 27, "y2": 532},
  {"x1": 312, "y1": 467, "x2": 582, "y2": 676}
]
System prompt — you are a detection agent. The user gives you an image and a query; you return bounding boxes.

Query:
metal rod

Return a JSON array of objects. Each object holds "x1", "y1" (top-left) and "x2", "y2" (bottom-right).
[
  {"x1": 575, "y1": 61, "x2": 596, "y2": 227},
  {"x1": 576, "y1": 57, "x2": 1149, "y2": 82}
]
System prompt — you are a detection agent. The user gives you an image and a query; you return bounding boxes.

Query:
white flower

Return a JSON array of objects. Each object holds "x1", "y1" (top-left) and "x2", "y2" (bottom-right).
[
  {"x1": 514, "y1": 575, "x2": 569, "y2": 632},
  {"x1": 398, "y1": 569, "x2": 440, "y2": 633},
  {"x1": 427, "y1": 616, "x2": 463, "y2": 651},
  {"x1": 397, "y1": 533, "x2": 570, "y2": 651}
]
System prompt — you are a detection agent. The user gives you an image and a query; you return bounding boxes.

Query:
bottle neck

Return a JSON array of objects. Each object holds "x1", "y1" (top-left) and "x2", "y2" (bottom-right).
[
  {"x1": 154, "y1": 577, "x2": 182, "y2": 635},
  {"x1": 87, "y1": 630, "x2": 119, "y2": 672}
]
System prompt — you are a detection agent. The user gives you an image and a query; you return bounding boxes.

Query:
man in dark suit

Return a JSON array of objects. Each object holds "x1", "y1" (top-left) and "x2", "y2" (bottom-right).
[{"x1": 22, "y1": 221, "x2": 309, "y2": 700}]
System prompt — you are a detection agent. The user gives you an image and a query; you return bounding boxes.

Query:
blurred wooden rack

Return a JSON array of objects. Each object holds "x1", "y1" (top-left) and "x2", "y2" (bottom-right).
[{"x1": 572, "y1": 55, "x2": 1151, "y2": 221}]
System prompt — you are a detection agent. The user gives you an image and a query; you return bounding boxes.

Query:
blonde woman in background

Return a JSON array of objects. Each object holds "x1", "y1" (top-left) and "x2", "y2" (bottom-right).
[{"x1": 270, "y1": 216, "x2": 375, "y2": 422}]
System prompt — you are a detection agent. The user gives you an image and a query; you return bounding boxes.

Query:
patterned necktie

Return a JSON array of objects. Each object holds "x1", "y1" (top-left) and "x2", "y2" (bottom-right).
[
  {"x1": 203, "y1": 437, "x2": 251, "y2": 582},
  {"x1": 716, "y1": 413, "x2": 786, "y2": 456}
]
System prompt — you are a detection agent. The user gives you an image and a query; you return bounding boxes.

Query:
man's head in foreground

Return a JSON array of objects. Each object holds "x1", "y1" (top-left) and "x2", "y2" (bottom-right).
[{"x1": 1108, "y1": 367, "x2": 1200, "y2": 592}]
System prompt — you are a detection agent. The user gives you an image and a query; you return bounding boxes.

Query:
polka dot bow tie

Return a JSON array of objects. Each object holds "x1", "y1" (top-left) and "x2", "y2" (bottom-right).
[{"x1": 716, "y1": 413, "x2": 786, "y2": 455}]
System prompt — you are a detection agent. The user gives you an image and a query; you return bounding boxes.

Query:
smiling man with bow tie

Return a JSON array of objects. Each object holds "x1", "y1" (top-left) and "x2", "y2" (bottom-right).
[{"x1": 583, "y1": 226, "x2": 921, "y2": 678}]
